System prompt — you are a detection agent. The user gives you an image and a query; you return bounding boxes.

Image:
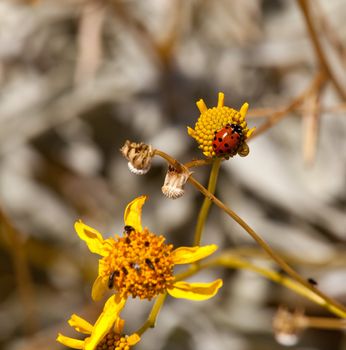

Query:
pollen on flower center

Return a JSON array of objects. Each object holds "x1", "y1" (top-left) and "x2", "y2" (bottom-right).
[{"x1": 102, "y1": 228, "x2": 175, "y2": 300}]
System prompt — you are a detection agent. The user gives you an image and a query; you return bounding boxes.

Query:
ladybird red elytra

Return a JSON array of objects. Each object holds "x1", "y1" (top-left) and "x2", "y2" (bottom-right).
[{"x1": 212, "y1": 123, "x2": 244, "y2": 157}]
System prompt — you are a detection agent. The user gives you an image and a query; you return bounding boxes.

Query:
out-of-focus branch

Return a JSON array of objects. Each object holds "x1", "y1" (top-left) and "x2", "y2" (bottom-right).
[
  {"x1": 247, "y1": 103, "x2": 346, "y2": 118},
  {"x1": 0, "y1": 208, "x2": 38, "y2": 334},
  {"x1": 302, "y1": 87, "x2": 323, "y2": 166},
  {"x1": 251, "y1": 71, "x2": 326, "y2": 139},
  {"x1": 75, "y1": 0, "x2": 106, "y2": 84},
  {"x1": 297, "y1": 0, "x2": 346, "y2": 100},
  {"x1": 314, "y1": 1, "x2": 346, "y2": 68}
]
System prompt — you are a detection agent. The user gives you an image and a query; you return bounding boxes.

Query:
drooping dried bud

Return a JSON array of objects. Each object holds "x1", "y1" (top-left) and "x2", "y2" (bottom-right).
[
  {"x1": 272, "y1": 307, "x2": 306, "y2": 346},
  {"x1": 120, "y1": 140, "x2": 153, "y2": 175},
  {"x1": 161, "y1": 165, "x2": 191, "y2": 199}
]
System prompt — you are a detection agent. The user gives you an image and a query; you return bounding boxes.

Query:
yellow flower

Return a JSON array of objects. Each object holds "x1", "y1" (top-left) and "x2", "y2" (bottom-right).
[
  {"x1": 56, "y1": 295, "x2": 140, "y2": 350},
  {"x1": 75, "y1": 196, "x2": 223, "y2": 302},
  {"x1": 187, "y1": 92, "x2": 255, "y2": 158}
]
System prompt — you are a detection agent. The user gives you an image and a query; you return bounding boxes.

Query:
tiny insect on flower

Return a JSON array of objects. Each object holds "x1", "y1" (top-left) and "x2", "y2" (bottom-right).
[{"x1": 187, "y1": 92, "x2": 255, "y2": 159}]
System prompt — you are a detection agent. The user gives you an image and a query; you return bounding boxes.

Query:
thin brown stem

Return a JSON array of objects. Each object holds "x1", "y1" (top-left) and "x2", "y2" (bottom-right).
[
  {"x1": 186, "y1": 175, "x2": 346, "y2": 315},
  {"x1": 297, "y1": 0, "x2": 346, "y2": 100},
  {"x1": 251, "y1": 71, "x2": 326, "y2": 139},
  {"x1": 0, "y1": 208, "x2": 38, "y2": 334}
]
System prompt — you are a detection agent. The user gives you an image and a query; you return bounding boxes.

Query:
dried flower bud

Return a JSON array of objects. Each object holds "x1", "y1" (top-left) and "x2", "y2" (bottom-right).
[
  {"x1": 120, "y1": 140, "x2": 153, "y2": 175},
  {"x1": 162, "y1": 165, "x2": 191, "y2": 199},
  {"x1": 272, "y1": 307, "x2": 306, "y2": 346}
]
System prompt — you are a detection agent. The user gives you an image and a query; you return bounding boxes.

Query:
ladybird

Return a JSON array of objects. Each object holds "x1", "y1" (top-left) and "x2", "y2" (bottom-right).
[{"x1": 212, "y1": 123, "x2": 244, "y2": 157}]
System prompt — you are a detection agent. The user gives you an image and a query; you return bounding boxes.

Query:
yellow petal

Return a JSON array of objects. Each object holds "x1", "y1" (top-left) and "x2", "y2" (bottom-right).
[
  {"x1": 217, "y1": 92, "x2": 225, "y2": 108},
  {"x1": 246, "y1": 127, "x2": 256, "y2": 138},
  {"x1": 187, "y1": 126, "x2": 196, "y2": 138},
  {"x1": 68, "y1": 314, "x2": 93, "y2": 334},
  {"x1": 196, "y1": 99, "x2": 208, "y2": 113},
  {"x1": 85, "y1": 295, "x2": 126, "y2": 350},
  {"x1": 172, "y1": 245, "x2": 218, "y2": 264},
  {"x1": 123, "y1": 196, "x2": 147, "y2": 232},
  {"x1": 127, "y1": 333, "x2": 141, "y2": 346},
  {"x1": 167, "y1": 279, "x2": 223, "y2": 301},
  {"x1": 91, "y1": 275, "x2": 107, "y2": 301},
  {"x1": 74, "y1": 221, "x2": 107, "y2": 256},
  {"x1": 56, "y1": 334, "x2": 85, "y2": 349},
  {"x1": 239, "y1": 102, "x2": 249, "y2": 118}
]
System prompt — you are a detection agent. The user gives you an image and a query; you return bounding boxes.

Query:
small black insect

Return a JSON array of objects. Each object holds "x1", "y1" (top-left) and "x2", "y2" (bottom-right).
[
  {"x1": 108, "y1": 271, "x2": 116, "y2": 289},
  {"x1": 145, "y1": 258, "x2": 155, "y2": 270},
  {"x1": 124, "y1": 225, "x2": 134, "y2": 234},
  {"x1": 308, "y1": 278, "x2": 318, "y2": 286}
]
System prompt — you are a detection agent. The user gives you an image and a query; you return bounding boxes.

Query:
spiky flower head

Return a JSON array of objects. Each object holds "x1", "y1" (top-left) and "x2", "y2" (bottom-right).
[{"x1": 187, "y1": 92, "x2": 255, "y2": 158}]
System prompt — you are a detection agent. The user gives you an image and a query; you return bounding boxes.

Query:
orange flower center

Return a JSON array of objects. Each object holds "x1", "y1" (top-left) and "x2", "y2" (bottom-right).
[
  {"x1": 102, "y1": 228, "x2": 175, "y2": 300},
  {"x1": 96, "y1": 331, "x2": 129, "y2": 350}
]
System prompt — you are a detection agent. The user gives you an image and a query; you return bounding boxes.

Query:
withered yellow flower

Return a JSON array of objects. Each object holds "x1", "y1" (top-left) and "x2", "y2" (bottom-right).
[
  {"x1": 187, "y1": 92, "x2": 255, "y2": 158},
  {"x1": 57, "y1": 295, "x2": 140, "y2": 350},
  {"x1": 75, "y1": 196, "x2": 222, "y2": 302}
]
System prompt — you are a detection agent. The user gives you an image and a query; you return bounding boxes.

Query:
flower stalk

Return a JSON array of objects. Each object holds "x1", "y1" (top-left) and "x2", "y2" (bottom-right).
[
  {"x1": 153, "y1": 148, "x2": 346, "y2": 318},
  {"x1": 193, "y1": 158, "x2": 222, "y2": 246}
]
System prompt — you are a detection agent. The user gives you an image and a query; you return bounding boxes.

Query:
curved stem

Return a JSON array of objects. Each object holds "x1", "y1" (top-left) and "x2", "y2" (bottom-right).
[
  {"x1": 193, "y1": 158, "x2": 222, "y2": 246},
  {"x1": 184, "y1": 158, "x2": 214, "y2": 168},
  {"x1": 174, "y1": 254, "x2": 346, "y2": 318},
  {"x1": 153, "y1": 149, "x2": 346, "y2": 317},
  {"x1": 297, "y1": 0, "x2": 346, "y2": 100},
  {"x1": 135, "y1": 293, "x2": 167, "y2": 336},
  {"x1": 187, "y1": 175, "x2": 346, "y2": 316}
]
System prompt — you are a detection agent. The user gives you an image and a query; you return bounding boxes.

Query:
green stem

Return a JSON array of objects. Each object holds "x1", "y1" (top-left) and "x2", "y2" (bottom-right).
[
  {"x1": 136, "y1": 293, "x2": 167, "y2": 336},
  {"x1": 174, "y1": 254, "x2": 346, "y2": 319},
  {"x1": 187, "y1": 175, "x2": 346, "y2": 317},
  {"x1": 193, "y1": 158, "x2": 222, "y2": 245}
]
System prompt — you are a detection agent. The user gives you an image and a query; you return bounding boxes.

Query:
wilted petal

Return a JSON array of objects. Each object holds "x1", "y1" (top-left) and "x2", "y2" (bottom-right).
[
  {"x1": 75, "y1": 221, "x2": 107, "y2": 256},
  {"x1": 167, "y1": 279, "x2": 223, "y2": 301},
  {"x1": 56, "y1": 334, "x2": 85, "y2": 349},
  {"x1": 171, "y1": 245, "x2": 218, "y2": 264},
  {"x1": 68, "y1": 314, "x2": 93, "y2": 334}
]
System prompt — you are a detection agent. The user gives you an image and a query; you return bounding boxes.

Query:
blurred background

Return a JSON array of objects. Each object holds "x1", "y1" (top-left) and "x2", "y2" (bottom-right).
[{"x1": 0, "y1": 0, "x2": 346, "y2": 349}]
